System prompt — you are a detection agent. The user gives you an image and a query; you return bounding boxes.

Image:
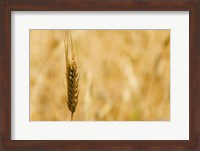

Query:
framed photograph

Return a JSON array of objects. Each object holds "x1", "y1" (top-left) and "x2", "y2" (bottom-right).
[{"x1": 1, "y1": 0, "x2": 199, "y2": 150}]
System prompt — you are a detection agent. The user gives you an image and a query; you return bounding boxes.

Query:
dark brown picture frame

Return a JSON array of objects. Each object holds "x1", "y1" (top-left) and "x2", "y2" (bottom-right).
[{"x1": 0, "y1": 0, "x2": 199, "y2": 151}]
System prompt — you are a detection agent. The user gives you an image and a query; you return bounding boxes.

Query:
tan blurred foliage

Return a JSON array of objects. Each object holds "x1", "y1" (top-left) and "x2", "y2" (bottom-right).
[{"x1": 30, "y1": 30, "x2": 170, "y2": 121}]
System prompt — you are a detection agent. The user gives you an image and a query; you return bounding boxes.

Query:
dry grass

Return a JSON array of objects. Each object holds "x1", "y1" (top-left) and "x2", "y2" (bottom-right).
[{"x1": 30, "y1": 30, "x2": 170, "y2": 121}]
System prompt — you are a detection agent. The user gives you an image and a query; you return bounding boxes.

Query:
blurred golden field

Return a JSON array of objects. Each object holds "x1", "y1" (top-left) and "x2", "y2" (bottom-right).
[{"x1": 30, "y1": 30, "x2": 170, "y2": 121}]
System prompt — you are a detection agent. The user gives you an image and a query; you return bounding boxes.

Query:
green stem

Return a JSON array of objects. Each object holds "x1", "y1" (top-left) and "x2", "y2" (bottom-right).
[{"x1": 71, "y1": 112, "x2": 74, "y2": 121}]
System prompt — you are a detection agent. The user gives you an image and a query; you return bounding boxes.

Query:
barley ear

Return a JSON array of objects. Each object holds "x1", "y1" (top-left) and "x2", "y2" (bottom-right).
[{"x1": 64, "y1": 30, "x2": 79, "y2": 121}]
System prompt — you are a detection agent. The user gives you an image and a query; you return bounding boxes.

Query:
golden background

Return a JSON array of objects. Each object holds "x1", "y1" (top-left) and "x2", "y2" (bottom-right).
[{"x1": 30, "y1": 30, "x2": 170, "y2": 121}]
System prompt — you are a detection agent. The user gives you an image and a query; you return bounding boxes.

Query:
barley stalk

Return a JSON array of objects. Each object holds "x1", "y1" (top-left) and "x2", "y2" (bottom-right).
[{"x1": 64, "y1": 30, "x2": 79, "y2": 121}]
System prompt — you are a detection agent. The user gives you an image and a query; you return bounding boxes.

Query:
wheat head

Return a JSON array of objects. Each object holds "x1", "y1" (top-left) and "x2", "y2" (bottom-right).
[
  {"x1": 64, "y1": 30, "x2": 79, "y2": 121},
  {"x1": 67, "y1": 59, "x2": 79, "y2": 120}
]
